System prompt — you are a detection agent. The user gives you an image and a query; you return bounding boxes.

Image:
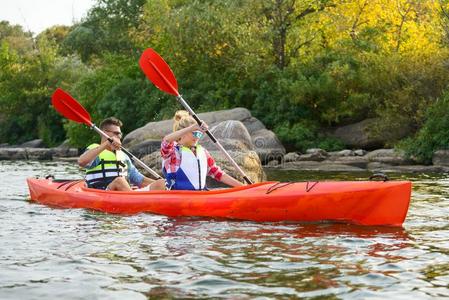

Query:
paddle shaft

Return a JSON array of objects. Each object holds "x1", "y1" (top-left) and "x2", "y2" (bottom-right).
[
  {"x1": 140, "y1": 50, "x2": 253, "y2": 184},
  {"x1": 91, "y1": 124, "x2": 162, "y2": 180},
  {"x1": 175, "y1": 95, "x2": 253, "y2": 185}
]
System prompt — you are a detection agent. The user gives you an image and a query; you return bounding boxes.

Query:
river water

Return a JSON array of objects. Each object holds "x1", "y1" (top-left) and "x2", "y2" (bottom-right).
[{"x1": 1, "y1": 160, "x2": 448, "y2": 299}]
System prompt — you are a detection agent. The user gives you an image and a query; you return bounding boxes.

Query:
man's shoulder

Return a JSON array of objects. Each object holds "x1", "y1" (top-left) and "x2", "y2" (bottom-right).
[{"x1": 86, "y1": 143, "x2": 100, "y2": 150}]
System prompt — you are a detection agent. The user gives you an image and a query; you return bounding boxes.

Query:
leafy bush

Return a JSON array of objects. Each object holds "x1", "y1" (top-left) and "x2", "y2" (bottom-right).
[
  {"x1": 275, "y1": 121, "x2": 345, "y2": 152},
  {"x1": 399, "y1": 91, "x2": 449, "y2": 164}
]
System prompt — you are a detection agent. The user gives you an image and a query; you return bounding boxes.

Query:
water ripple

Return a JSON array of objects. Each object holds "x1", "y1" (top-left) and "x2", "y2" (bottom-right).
[{"x1": 1, "y1": 161, "x2": 449, "y2": 299}]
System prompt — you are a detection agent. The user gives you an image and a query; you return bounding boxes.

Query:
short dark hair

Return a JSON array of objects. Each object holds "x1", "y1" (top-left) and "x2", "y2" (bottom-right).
[{"x1": 99, "y1": 117, "x2": 123, "y2": 129}]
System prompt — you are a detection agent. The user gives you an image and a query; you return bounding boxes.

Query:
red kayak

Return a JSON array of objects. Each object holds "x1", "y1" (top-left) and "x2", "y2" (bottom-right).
[{"x1": 26, "y1": 178, "x2": 411, "y2": 226}]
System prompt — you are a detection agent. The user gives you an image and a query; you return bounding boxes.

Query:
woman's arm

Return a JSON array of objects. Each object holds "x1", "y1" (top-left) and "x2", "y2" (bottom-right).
[
  {"x1": 204, "y1": 149, "x2": 244, "y2": 188},
  {"x1": 220, "y1": 173, "x2": 244, "y2": 187},
  {"x1": 163, "y1": 124, "x2": 197, "y2": 143}
]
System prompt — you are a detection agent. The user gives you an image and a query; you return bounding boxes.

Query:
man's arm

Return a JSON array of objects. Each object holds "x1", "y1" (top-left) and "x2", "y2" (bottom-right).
[{"x1": 78, "y1": 137, "x2": 121, "y2": 167}]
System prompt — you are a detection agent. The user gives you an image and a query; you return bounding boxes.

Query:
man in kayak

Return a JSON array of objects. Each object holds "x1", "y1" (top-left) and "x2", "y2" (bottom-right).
[
  {"x1": 161, "y1": 110, "x2": 244, "y2": 190},
  {"x1": 78, "y1": 117, "x2": 165, "y2": 191}
]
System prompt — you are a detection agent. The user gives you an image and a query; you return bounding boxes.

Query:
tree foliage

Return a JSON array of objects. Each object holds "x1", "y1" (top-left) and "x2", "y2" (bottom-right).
[{"x1": 1, "y1": 0, "x2": 449, "y2": 156}]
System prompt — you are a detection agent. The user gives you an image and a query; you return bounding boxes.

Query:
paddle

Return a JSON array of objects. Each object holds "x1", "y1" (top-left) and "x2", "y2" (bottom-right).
[
  {"x1": 51, "y1": 88, "x2": 162, "y2": 180},
  {"x1": 139, "y1": 48, "x2": 253, "y2": 185}
]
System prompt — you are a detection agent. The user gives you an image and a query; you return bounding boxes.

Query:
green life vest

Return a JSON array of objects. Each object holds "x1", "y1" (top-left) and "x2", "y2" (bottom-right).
[{"x1": 84, "y1": 143, "x2": 128, "y2": 187}]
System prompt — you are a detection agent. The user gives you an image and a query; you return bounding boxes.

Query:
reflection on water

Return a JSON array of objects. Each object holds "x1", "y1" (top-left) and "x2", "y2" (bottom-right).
[{"x1": 1, "y1": 160, "x2": 449, "y2": 299}]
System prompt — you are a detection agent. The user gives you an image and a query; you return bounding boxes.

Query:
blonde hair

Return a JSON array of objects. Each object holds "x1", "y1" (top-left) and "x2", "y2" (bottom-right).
[{"x1": 173, "y1": 110, "x2": 196, "y2": 132}]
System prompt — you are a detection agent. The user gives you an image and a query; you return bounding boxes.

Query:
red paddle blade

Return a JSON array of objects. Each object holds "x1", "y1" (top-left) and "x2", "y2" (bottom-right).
[
  {"x1": 139, "y1": 48, "x2": 179, "y2": 96},
  {"x1": 51, "y1": 88, "x2": 93, "y2": 127}
]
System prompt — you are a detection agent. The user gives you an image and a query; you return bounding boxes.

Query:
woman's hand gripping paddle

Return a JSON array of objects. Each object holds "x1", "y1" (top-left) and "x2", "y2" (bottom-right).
[
  {"x1": 51, "y1": 88, "x2": 162, "y2": 180},
  {"x1": 139, "y1": 48, "x2": 253, "y2": 185}
]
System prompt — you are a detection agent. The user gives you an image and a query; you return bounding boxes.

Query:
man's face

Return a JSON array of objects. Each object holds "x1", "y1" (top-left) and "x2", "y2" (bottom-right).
[{"x1": 103, "y1": 125, "x2": 123, "y2": 139}]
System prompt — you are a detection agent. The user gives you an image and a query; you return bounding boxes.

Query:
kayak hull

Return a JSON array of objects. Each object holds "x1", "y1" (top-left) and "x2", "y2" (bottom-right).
[{"x1": 27, "y1": 178, "x2": 412, "y2": 226}]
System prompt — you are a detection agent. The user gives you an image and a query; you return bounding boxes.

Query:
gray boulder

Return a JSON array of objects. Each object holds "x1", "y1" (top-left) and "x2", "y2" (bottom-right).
[
  {"x1": 202, "y1": 120, "x2": 254, "y2": 151},
  {"x1": 354, "y1": 149, "x2": 367, "y2": 156},
  {"x1": 324, "y1": 156, "x2": 369, "y2": 169},
  {"x1": 25, "y1": 148, "x2": 54, "y2": 160},
  {"x1": 123, "y1": 107, "x2": 285, "y2": 164},
  {"x1": 433, "y1": 150, "x2": 449, "y2": 166},
  {"x1": 331, "y1": 118, "x2": 411, "y2": 149},
  {"x1": 123, "y1": 108, "x2": 252, "y2": 148},
  {"x1": 20, "y1": 139, "x2": 46, "y2": 148},
  {"x1": 297, "y1": 153, "x2": 326, "y2": 162},
  {"x1": 252, "y1": 129, "x2": 285, "y2": 164},
  {"x1": 279, "y1": 161, "x2": 365, "y2": 172},
  {"x1": 128, "y1": 139, "x2": 162, "y2": 159},
  {"x1": 0, "y1": 148, "x2": 27, "y2": 160},
  {"x1": 52, "y1": 140, "x2": 79, "y2": 157},
  {"x1": 242, "y1": 117, "x2": 266, "y2": 133},
  {"x1": 284, "y1": 152, "x2": 301, "y2": 162},
  {"x1": 366, "y1": 149, "x2": 410, "y2": 165},
  {"x1": 0, "y1": 148, "x2": 53, "y2": 160},
  {"x1": 208, "y1": 150, "x2": 266, "y2": 184},
  {"x1": 306, "y1": 148, "x2": 328, "y2": 156},
  {"x1": 337, "y1": 150, "x2": 354, "y2": 157}
]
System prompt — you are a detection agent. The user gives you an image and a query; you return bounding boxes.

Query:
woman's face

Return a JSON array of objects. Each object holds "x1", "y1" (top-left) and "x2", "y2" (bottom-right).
[{"x1": 179, "y1": 130, "x2": 201, "y2": 147}]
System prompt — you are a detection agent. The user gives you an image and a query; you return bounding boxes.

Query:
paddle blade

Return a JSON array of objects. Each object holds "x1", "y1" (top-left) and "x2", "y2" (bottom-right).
[
  {"x1": 139, "y1": 48, "x2": 179, "y2": 96},
  {"x1": 51, "y1": 88, "x2": 93, "y2": 126}
]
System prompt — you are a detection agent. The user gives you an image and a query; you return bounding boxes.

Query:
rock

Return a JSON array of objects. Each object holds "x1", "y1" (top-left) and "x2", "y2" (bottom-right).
[
  {"x1": 330, "y1": 118, "x2": 411, "y2": 149},
  {"x1": 204, "y1": 138, "x2": 253, "y2": 153},
  {"x1": 0, "y1": 148, "x2": 27, "y2": 160},
  {"x1": 266, "y1": 160, "x2": 279, "y2": 167},
  {"x1": 54, "y1": 140, "x2": 71, "y2": 149},
  {"x1": 140, "y1": 151, "x2": 163, "y2": 177},
  {"x1": 0, "y1": 148, "x2": 54, "y2": 160},
  {"x1": 123, "y1": 108, "x2": 253, "y2": 148},
  {"x1": 337, "y1": 150, "x2": 354, "y2": 157},
  {"x1": 354, "y1": 149, "x2": 367, "y2": 156},
  {"x1": 284, "y1": 152, "x2": 301, "y2": 162},
  {"x1": 242, "y1": 117, "x2": 266, "y2": 133},
  {"x1": 52, "y1": 147, "x2": 78, "y2": 157},
  {"x1": 25, "y1": 148, "x2": 54, "y2": 160},
  {"x1": 123, "y1": 108, "x2": 286, "y2": 164},
  {"x1": 209, "y1": 150, "x2": 266, "y2": 184},
  {"x1": 252, "y1": 129, "x2": 286, "y2": 164},
  {"x1": 203, "y1": 120, "x2": 254, "y2": 151},
  {"x1": 280, "y1": 161, "x2": 365, "y2": 172},
  {"x1": 20, "y1": 139, "x2": 45, "y2": 148},
  {"x1": 52, "y1": 140, "x2": 78, "y2": 157},
  {"x1": 323, "y1": 156, "x2": 369, "y2": 169},
  {"x1": 306, "y1": 148, "x2": 328, "y2": 156},
  {"x1": 128, "y1": 139, "x2": 162, "y2": 159},
  {"x1": 366, "y1": 149, "x2": 410, "y2": 165},
  {"x1": 433, "y1": 150, "x2": 449, "y2": 166},
  {"x1": 123, "y1": 119, "x2": 172, "y2": 148},
  {"x1": 297, "y1": 153, "x2": 326, "y2": 162}
]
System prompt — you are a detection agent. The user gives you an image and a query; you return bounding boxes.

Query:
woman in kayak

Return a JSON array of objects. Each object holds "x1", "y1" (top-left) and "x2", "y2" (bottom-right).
[
  {"x1": 161, "y1": 110, "x2": 244, "y2": 190},
  {"x1": 78, "y1": 117, "x2": 165, "y2": 191}
]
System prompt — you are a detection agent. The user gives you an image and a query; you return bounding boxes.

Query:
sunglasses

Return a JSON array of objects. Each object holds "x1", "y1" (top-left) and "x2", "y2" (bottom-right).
[{"x1": 192, "y1": 131, "x2": 204, "y2": 139}]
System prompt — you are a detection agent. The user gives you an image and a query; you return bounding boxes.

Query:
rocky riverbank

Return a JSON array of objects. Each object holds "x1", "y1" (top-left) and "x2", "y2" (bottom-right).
[
  {"x1": 2, "y1": 107, "x2": 449, "y2": 179},
  {"x1": 0, "y1": 139, "x2": 78, "y2": 161},
  {"x1": 266, "y1": 148, "x2": 449, "y2": 173}
]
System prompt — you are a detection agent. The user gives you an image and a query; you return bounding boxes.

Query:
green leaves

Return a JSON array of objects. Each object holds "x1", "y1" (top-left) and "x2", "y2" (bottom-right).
[{"x1": 1, "y1": 0, "x2": 449, "y2": 156}]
